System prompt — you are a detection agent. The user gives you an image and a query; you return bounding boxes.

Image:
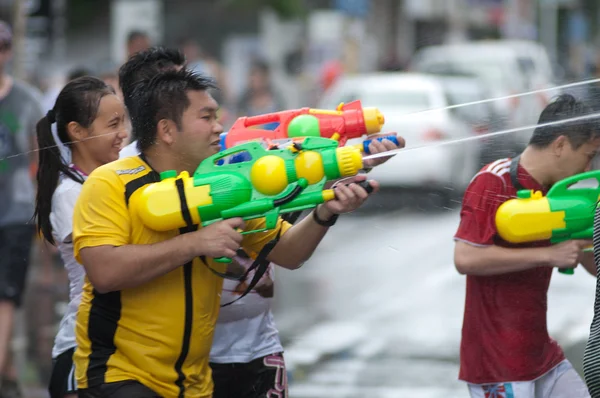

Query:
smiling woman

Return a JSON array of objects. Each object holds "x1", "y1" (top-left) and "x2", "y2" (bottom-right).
[{"x1": 32, "y1": 76, "x2": 128, "y2": 398}]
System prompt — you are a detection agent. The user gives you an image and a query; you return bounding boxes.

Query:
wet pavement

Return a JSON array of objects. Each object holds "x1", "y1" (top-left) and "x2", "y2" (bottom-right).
[{"x1": 273, "y1": 196, "x2": 598, "y2": 397}]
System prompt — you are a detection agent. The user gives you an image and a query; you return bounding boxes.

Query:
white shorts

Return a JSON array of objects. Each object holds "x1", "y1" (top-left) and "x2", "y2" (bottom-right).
[{"x1": 467, "y1": 360, "x2": 590, "y2": 398}]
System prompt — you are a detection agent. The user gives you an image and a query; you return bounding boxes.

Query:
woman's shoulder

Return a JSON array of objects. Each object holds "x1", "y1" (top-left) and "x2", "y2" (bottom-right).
[{"x1": 52, "y1": 175, "x2": 83, "y2": 206}]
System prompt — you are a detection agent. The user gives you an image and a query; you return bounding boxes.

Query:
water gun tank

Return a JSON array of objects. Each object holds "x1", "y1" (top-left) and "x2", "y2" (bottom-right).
[{"x1": 495, "y1": 190, "x2": 566, "y2": 243}]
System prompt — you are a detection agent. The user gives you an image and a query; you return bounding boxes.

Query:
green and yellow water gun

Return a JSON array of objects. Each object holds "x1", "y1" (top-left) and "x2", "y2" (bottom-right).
[
  {"x1": 495, "y1": 170, "x2": 600, "y2": 274},
  {"x1": 131, "y1": 136, "x2": 367, "y2": 262}
]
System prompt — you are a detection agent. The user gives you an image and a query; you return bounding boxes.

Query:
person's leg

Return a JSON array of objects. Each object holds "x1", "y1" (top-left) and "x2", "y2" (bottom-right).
[
  {"x1": 0, "y1": 227, "x2": 15, "y2": 379},
  {"x1": 210, "y1": 362, "x2": 241, "y2": 398},
  {"x1": 48, "y1": 347, "x2": 78, "y2": 398},
  {"x1": 241, "y1": 352, "x2": 288, "y2": 398},
  {"x1": 0, "y1": 224, "x2": 35, "y2": 398},
  {"x1": 544, "y1": 361, "x2": 591, "y2": 398},
  {"x1": 0, "y1": 300, "x2": 15, "y2": 378}
]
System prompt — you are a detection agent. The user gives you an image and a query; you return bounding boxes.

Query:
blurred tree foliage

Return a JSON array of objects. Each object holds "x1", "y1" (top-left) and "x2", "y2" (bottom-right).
[{"x1": 219, "y1": 0, "x2": 307, "y2": 19}]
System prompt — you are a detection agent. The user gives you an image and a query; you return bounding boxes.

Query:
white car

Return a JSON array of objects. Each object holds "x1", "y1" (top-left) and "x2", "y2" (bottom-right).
[
  {"x1": 410, "y1": 40, "x2": 557, "y2": 152},
  {"x1": 317, "y1": 72, "x2": 482, "y2": 205}
]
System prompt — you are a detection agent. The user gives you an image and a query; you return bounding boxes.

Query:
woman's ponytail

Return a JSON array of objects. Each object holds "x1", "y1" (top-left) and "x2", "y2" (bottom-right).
[
  {"x1": 33, "y1": 110, "x2": 82, "y2": 245},
  {"x1": 33, "y1": 76, "x2": 113, "y2": 245}
]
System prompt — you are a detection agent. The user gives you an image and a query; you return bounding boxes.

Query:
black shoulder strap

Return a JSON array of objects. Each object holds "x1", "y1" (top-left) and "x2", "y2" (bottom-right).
[
  {"x1": 172, "y1": 175, "x2": 282, "y2": 307},
  {"x1": 220, "y1": 230, "x2": 282, "y2": 308},
  {"x1": 123, "y1": 154, "x2": 161, "y2": 206},
  {"x1": 510, "y1": 155, "x2": 525, "y2": 191},
  {"x1": 220, "y1": 211, "x2": 300, "y2": 307}
]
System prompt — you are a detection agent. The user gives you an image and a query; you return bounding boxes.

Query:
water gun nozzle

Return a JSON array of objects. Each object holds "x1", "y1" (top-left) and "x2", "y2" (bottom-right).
[
  {"x1": 363, "y1": 107, "x2": 385, "y2": 134},
  {"x1": 336, "y1": 146, "x2": 364, "y2": 177}
]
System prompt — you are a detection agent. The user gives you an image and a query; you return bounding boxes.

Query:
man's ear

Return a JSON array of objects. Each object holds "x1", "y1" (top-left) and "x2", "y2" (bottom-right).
[
  {"x1": 67, "y1": 121, "x2": 87, "y2": 143},
  {"x1": 552, "y1": 135, "x2": 567, "y2": 156},
  {"x1": 156, "y1": 119, "x2": 178, "y2": 146}
]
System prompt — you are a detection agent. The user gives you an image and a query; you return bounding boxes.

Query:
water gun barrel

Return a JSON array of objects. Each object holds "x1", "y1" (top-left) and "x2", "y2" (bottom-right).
[
  {"x1": 224, "y1": 100, "x2": 385, "y2": 149},
  {"x1": 244, "y1": 113, "x2": 280, "y2": 127}
]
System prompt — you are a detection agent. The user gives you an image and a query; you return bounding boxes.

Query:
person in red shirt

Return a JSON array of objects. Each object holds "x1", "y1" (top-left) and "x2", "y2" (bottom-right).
[{"x1": 454, "y1": 94, "x2": 600, "y2": 398}]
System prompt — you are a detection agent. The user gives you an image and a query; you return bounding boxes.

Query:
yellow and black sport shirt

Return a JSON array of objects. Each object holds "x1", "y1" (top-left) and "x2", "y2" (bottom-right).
[{"x1": 72, "y1": 155, "x2": 291, "y2": 397}]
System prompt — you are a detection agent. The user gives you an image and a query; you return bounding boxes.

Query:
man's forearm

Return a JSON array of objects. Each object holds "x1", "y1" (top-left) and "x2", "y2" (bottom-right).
[
  {"x1": 80, "y1": 234, "x2": 196, "y2": 293},
  {"x1": 580, "y1": 251, "x2": 597, "y2": 276},
  {"x1": 454, "y1": 241, "x2": 550, "y2": 276},
  {"x1": 268, "y1": 205, "x2": 334, "y2": 269}
]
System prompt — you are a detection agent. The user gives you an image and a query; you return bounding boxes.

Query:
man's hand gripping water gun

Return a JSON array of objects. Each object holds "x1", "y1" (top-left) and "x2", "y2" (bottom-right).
[
  {"x1": 220, "y1": 100, "x2": 400, "y2": 154},
  {"x1": 131, "y1": 136, "x2": 394, "y2": 263},
  {"x1": 495, "y1": 170, "x2": 600, "y2": 274}
]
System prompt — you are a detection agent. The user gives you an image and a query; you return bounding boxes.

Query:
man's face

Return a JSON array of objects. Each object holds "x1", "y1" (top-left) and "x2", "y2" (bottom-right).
[
  {"x1": 172, "y1": 90, "x2": 223, "y2": 171},
  {"x1": 553, "y1": 135, "x2": 600, "y2": 182}
]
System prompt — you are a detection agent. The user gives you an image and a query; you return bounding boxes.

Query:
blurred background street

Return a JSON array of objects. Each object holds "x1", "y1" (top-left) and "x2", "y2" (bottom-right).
[{"x1": 2, "y1": 0, "x2": 600, "y2": 397}]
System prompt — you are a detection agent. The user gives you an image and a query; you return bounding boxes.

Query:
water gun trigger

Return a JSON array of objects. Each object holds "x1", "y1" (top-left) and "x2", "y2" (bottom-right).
[{"x1": 212, "y1": 209, "x2": 280, "y2": 265}]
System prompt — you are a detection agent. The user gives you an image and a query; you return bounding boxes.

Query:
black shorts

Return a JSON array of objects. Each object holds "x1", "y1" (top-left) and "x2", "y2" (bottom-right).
[
  {"x1": 0, "y1": 224, "x2": 35, "y2": 307},
  {"x1": 210, "y1": 352, "x2": 288, "y2": 398},
  {"x1": 49, "y1": 347, "x2": 77, "y2": 398},
  {"x1": 77, "y1": 380, "x2": 161, "y2": 398}
]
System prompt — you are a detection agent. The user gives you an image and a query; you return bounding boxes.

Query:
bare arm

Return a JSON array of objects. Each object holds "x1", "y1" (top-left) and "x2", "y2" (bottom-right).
[
  {"x1": 454, "y1": 239, "x2": 589, "y2": 276},
  {"x1": 79, "y1": 218, "x2": 245, "y2": 294},
  {"x1": 79, "y1": 235, "x2": 196, "y2": 294},
  {"x1": 454, "y1": 241, "x2": 551, "y2": 276},
  {"x1": 579, "y1": 250, "x2": 597, "y2": 276}
]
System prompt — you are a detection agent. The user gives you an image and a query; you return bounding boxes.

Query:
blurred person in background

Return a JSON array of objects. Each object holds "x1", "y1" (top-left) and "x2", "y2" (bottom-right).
[
  {"x1": 0, "y1": 20, "x2": 45, "y2": 398},
  {"x1": 33, "y1": 77, "x2": 127, "y2": 398},
  {"x1": 320, "y1": 60, "x2": 343, "y2": 93},
  {"x1": 236, "y1": 59, "x2": 285, "y2": 130},
  {"x1": 95, "y1": 61, "x2": 123, "y2": 100},
  {"x1": 117, "y1": 46, "x2": 186, "y2": 158},
  {"x1": 42, "y1": 67, "x2": 91, "y2": 112},
  {"x1": 178, "y1": 37, "x2": 232, "y2": 126},
  {"x1": 453, "y1": 94, "x2": 599, "y2": 398},
  {"x1": 125, "y1": 30, "x2": 151, "y2": 60}
]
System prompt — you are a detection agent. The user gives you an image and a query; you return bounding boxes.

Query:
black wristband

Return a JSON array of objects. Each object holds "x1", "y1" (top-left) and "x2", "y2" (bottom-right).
[{"x1": 312, "y1": 207, "x2": 339, "y2": 227}]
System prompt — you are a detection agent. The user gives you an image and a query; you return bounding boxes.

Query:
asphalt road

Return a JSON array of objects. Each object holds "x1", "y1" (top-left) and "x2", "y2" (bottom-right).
[
  {"x1": 18, "y1": 194, "x2": 598, "y2": 398},
  {"x1": 273, "y1": 196, "x2": 598, "y2": 398}
]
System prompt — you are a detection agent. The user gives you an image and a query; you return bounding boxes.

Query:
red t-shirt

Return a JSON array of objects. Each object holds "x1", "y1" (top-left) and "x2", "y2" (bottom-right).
[{"x1": 454, "y1": 157, "x2": 565, "y2": 384}]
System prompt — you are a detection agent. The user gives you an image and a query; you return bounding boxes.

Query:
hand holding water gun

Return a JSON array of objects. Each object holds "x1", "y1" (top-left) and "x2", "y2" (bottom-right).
[
  {"x1": 131, "y1": 137, "x2": 375, "y2": 263},
  {"x1": 221, "y1": 100, "x2": 400, "y2": 156},
  {"x1": 495, "y1": 170, "x2": 600, "y2": 274}
]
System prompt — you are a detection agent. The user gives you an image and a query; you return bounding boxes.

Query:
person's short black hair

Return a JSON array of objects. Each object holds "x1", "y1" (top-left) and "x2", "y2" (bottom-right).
[
  {"x1": 529, "y1": 94, "x2": 600, "y2": 149},
  {"x1": 118, "y1": 46, "x2": 186, "y2": 139},
  {"x1": 133, "y1": 68, "x2": 217, "y2": 152}
]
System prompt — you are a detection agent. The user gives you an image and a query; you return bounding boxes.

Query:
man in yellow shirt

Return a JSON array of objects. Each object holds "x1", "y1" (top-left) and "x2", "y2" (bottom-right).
[{"x1": 71, "y1": 68, "x2": 400, "y2": 398}]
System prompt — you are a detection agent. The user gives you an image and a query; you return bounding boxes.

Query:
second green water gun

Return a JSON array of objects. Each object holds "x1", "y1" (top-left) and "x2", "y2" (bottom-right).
[{"x1": 495, "y1": 170, "x2": 600, "y2": 274}]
